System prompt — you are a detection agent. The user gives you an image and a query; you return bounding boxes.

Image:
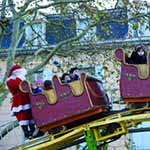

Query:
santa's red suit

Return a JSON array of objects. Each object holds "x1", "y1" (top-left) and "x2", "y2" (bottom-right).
[{"x1": 6, "y1": 64, "x2": 35, "y2": 138}]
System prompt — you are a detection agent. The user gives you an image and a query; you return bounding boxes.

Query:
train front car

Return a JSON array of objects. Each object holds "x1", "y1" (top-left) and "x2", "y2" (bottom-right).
[
  {"x1": 115, "y1": 48, "x2": 150, "y2": 107},
  {"x1": 20, "y1": 72, "x2": 110, "y2": 132}
]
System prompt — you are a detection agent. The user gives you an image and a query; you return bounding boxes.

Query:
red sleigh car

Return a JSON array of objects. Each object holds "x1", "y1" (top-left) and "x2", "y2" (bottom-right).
[
  {"x1": 115, "y1": 48, "x2": 150, "y2": 104},
  {"x1": 20, "y1": 73, "x2": 110, "y2": 131}
]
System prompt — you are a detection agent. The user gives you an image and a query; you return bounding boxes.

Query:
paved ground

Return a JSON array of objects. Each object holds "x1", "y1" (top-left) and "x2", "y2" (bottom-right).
[
  {"x1": 0, "y1": 127, "x2": 24, "y2": 150},
  {"x1": 0, "y1": 96, "x2": 24, "y2": 150}
]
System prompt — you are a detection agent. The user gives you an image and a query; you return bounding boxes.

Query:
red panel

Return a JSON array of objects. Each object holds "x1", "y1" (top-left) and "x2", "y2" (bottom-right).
[
  {"x1": 86, "y1": 78, "x2": 109, "y2": 107},
  {"x1": 124, "y1": 97, "x2": 150, "y2": 103},
  {"x1": 40, "y1": 107, "x2": 106, "y2": 131},
  {"x1": 120, "y1": 64, "x2": 150, "y2": 99}
]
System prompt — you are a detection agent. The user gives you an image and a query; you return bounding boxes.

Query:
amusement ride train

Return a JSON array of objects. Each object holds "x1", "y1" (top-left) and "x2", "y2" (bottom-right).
[{"x1": 12, "y1": 48, "x2": 150, "y2": 150}]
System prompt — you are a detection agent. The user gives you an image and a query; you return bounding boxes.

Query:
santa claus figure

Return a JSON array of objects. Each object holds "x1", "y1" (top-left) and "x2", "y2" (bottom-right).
[{"x1": 6, "y1": 64, "x2": 36, "y2": 139}]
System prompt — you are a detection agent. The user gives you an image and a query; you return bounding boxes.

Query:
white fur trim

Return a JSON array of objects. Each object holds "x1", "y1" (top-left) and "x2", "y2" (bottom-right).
[
  {"x1": 19, "y1": 119, "x2": 35, "y2": 126},
  {"x1": 13, "y1": 68, "x2": 27, "y2": 76},
  {"x1": 11, "y1": 104, "x2": 31, "y2": 113},
  {"x1": 19, "y1": 120, "x2": 29, "y2": 126},
  {"x1": 7, "y1": 68, "x2": 27, "y2": 81}
]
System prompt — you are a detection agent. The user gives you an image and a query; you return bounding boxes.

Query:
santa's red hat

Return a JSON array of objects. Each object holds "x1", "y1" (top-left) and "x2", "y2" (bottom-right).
[{"x1": 8, "y1": 64, "x2": 22, "y2": 77}]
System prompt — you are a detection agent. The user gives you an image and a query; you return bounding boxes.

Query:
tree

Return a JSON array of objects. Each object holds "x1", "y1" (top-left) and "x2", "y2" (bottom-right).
[{"x1": 0, "y1": 0, "x2": 96, "y2": 101}]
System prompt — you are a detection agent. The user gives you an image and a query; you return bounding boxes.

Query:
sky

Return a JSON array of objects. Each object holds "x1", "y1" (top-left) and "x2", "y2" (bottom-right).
[
  {"x1": 3, "y1": 0, "x2": 150, "y2": 13},
  {"x1": 1, "y1": 0, "x2": 117, "y2": 10},
  {"x1": 0, "y1": 0, "x2": 118, "y2": 16},
  {"x1": 10, "y1": 0, "x2": 148, "y2": 16}
]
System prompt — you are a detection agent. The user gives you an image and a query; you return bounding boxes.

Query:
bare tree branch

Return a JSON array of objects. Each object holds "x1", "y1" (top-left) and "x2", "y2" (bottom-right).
[
  {"x1": 13, "y1": 0, "x2": 91, "y2": 21},
  {"x1": 1, "y1": 0, "x2": 7, "y2": 18},
  {"x1": 28, "y1": 21, "x2": 96, "y2": 75}
]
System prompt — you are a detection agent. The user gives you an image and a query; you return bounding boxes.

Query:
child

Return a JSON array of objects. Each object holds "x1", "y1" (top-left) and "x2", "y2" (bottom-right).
[
  {"x1": 43, "y1": 80, "x2": 57, "y2": 104},
  {"x1": 32, "y1": 79, "x2": 43, "y2": 94},
  {"x1": 43, "y1": 80, "x2": 52, "y2": 90},
  {"x1": 61, "y1": 73, "x2": 72, "y2": 83},
  {"x1": 69, "y1": 67, "x2": 79, "y2": 81},
  {"x1": 126, "y1": 44, "x2": 147, "y2": 64}
]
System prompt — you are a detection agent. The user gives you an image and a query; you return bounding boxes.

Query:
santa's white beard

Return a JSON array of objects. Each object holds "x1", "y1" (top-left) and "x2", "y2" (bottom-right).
[{"x1": 12, "y1": 68, "x2": 27, "y2": 80}]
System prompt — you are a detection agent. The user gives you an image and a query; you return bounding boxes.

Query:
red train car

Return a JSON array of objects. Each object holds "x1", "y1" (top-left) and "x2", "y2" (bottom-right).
[
  {"x1": 20, "y1": 73, "x2": 110, "y2": 131},
  {"x1": 115, "y1": 48, "x2": 150, "y2": 103}
]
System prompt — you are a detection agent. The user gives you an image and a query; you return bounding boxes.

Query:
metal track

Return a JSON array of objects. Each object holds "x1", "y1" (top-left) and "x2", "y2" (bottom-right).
[{"x1": 10, "y1": 107, "x2": 150, "y2": 150}]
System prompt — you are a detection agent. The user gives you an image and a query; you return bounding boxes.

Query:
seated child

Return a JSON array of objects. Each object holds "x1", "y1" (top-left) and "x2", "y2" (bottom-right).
[
  {"x1": 43, "y1": 80, "x2": 52, "y2": 90},
  {"x1": 43, "y1": 80, "x2": 57, "y2": 104},
  {"x1": 69, "y1": 67, "x2": 79, "y2": 81},
  {"x1": 61, "y1": 73, "x2": 72, "y2": 83},
  {"x1": 32, "y1": 79, "x2": 43, "y2": 94},
  {"x1": 126, "y1": 44, "x2": 147, "y2": 64}
]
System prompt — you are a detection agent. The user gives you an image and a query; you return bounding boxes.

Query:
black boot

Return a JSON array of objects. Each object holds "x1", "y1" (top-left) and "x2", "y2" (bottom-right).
[
  {"x1": 21, "y1": 125, "x2": 32, "y2": 139},
  {"x1": 29, "y1": 124, "x2": 35, "y2": 134}
]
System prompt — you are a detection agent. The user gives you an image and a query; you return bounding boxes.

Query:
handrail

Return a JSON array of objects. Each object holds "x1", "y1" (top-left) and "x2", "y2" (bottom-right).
[{"x1": 0, "y1": 120, "x2": 18, "y2": 140}]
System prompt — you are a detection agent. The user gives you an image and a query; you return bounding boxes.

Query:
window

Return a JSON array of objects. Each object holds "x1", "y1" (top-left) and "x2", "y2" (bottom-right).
[
  {"x1": 46, "y1": 14, "x2": 76, "y2": 45},
  {"x1": 0, "y1": 21, "x2": 25, "y2": 48},
  {"x1": 96, "y1": 8, "x2": 128, "y2": 40},
  {"x1": 25, "y1": 22, "x2": 46, "y2": 47}
]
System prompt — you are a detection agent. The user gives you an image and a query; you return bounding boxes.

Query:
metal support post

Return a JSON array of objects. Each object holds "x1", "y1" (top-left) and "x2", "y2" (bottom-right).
[
  {"x1": 84, "y1": 129, "x2": 97, "y2": 150},
  {"x1": 103, "y1": 144, "x2": 108, "y2": 150}
]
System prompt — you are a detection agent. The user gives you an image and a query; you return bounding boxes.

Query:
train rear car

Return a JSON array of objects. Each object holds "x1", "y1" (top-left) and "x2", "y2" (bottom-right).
[{"x1": 115, "y1": 48, "x2": 150, "y2": 104}]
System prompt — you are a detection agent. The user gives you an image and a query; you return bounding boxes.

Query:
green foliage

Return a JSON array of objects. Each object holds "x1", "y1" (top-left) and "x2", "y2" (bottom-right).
[
  {"x1": 125, "y1": 141, "x2": 130, "y2": 150},
  {"x1": 103, "y1": 145, "x2": 108, "y2": 150},
  {"x1": 0, "y1": 82, "x2": 6, "y2": 94},
  {"x1": 82, "y1": 66, "x2": 95, "y2": 75},
  {"x1": 95, "y1": 10, "x2": 100, "y2": 21},
  {"x1": 132, "y1": 23, "x2": 139, "y2": 30},
  {"x1": 0, "y1": 82, "x2": 7, "y2": 106}
]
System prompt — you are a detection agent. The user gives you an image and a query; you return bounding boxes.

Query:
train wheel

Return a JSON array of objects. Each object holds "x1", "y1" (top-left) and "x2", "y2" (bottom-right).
[
  {"x1": 48, "y1": 125, "x2": 66, "y2": 135},
  {"x1": 127, "y1": 102, "x2": 149, "y2": 109}
]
